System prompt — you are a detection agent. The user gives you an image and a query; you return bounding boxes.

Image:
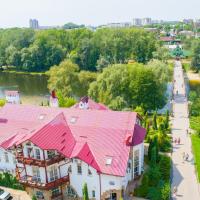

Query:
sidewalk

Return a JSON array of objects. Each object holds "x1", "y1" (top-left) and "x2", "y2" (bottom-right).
[
  {"x1": 0, "y1": 186, "x2": 31, "y2": 200},
  {"x1": 171, "y1": 61, "x2": 200, "y2": 199}
]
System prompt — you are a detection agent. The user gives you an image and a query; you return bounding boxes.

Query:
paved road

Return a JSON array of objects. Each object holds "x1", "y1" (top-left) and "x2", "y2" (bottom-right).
[
  {"x1": 171, "y1": 61, "x2": 200, "y2": 199},
  {"x1": 0, "y1": 186, "x2": 31, "y2": 200}
]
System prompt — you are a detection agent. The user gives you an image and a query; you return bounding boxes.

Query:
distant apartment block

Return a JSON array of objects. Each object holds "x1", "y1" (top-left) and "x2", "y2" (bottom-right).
[
  {"x1": 141, "y1": 18, "x2": 152, "y2": 26},
  {"x1": 101, "y1": 22, "x2": 131, "y2": 28},
  {"x1": 29, "y1": 19, "x2": 39, "y2": 29},
  {"x1": 132, "y1": 18, "x2": 152, "y2": 26},
  {"x1": 132, "y1": 18, "x2": 142, "y2": 26}
]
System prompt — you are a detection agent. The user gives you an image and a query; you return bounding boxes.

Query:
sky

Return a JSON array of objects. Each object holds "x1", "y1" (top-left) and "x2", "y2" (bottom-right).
[{"x1": 0, "y1": 0, "x2": 199, "y2": 28}]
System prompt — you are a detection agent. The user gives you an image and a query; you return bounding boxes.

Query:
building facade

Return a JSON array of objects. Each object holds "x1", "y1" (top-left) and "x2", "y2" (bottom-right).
[{"x1": 0, "y1": 99, "x2": 146, "y2": 200}]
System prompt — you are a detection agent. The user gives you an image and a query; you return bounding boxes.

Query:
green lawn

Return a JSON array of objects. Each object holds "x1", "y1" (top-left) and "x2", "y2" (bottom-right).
[
  {"x1": 191, "y1": 134, "x2": 200, "y2": 182},
  {"x1": 190, "y1": 116, "x2": 200, "y2": 131}
]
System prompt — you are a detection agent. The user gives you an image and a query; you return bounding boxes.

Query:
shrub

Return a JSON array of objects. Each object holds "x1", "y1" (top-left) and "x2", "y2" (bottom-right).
[
  {"x1": 147, "y1": 166, "x2": 161, "y2": 187},
  {"x1": 0, "y1": 99, "x2": 5, "y2": 107},
  {"x1": 147, "y1": 186, "x2": 161, "y2": 200},
  {"x1": 32, "y1": 195, "x2": 37, "y2": 200},
  {"x1": 161, "y1": 182, "x2": 171, "y2": 200},
  {"x1": 159, "y1": 155, "x2": 171, "y2": 181},
  {"x1": 134, "y1": 173, "x2": 149, "y2": 197},
  {"x1": 152, "y1": 112, "x2": 158, "y2": 130}
]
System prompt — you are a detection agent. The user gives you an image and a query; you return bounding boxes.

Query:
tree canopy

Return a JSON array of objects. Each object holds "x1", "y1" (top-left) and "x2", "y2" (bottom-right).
[
  {"x1": 88, "y1": 62, "x2": 168, "y2": 111},
  {"x1": 0, "y1": 27, "x2": 157, "y2": 72}
]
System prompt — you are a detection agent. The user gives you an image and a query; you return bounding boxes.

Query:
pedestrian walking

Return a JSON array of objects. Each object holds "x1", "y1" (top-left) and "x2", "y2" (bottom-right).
[
  {"x1": 175, "y1": 138, "x2": 177, "y2": 144},
  {"x1": 185, "y1": 153, "x2": 189, "y2": 161},
  {"x1": 178, "y1": 137, "x2": 180, "y2": 145},
  {"x1": 173, "y1": 186, "x2": 178, "y2": 197}
]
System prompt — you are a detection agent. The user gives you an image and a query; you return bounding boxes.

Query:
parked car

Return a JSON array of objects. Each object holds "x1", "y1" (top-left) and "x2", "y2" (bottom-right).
[{"x1": 0, "y1": 189, "x2": 11, "y2": 200}]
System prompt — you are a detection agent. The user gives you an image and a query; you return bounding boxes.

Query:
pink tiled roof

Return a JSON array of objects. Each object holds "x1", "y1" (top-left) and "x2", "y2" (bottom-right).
[
  {"x1": 0, "y1": 104, "x2": 146, "y2": 177},
  {"x1": 5, "y1": 90, "x2": 19, "y2": 96}
]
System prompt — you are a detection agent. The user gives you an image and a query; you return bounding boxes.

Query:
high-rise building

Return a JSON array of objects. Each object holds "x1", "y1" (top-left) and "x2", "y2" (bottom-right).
[
  {"x1": 132, "y1": 18, "x2": 142, "y2": 26},
  {"x1": 29, "y1": 19, "x2": 39, "y2": 29},
  {"x1": 141, "y1": 18, "x2": 152, "y2": 26}
]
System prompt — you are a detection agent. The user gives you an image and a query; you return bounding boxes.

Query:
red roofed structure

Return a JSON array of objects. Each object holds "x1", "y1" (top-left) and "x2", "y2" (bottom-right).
[{"x1": 0, "y1": 103, "x2": 146, "y2": 200}]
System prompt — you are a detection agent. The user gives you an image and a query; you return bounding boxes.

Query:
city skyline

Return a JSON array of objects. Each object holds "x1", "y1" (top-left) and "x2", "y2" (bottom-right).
[{"x1": 0, "y1": 0, "x2": 199, "y2": 28}]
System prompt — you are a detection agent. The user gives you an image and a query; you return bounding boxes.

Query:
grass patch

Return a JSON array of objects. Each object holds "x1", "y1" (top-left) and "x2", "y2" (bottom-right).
[
  {"x1": 191, "y1": 134, "x2": 200, "y2": 182},
  {"x1": 190, "y1": 116, "x2": 200, "y2": 131}
]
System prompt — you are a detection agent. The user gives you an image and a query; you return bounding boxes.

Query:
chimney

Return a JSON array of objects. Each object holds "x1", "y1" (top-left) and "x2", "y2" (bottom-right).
[{"x1": 50, "y1": 90, "x2": 59, "y2": 107}]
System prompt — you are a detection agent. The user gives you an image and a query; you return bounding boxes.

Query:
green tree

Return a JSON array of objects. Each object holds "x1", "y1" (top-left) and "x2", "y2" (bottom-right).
[
  {"x1": 47, "y1": 60, "x2": 79, "y2": 97},
  {"x1": 191, "y1": 40, "x2": 200, "y2": 72}
]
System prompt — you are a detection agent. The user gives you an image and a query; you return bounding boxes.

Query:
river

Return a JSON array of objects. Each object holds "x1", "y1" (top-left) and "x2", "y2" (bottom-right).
[{"x1": 0, "y1": 72, "x2": 49, "y2": 105}]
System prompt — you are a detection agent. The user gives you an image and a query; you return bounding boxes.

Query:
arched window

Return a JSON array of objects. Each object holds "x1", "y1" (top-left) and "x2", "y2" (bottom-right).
[{"x1": 66, "y1": 186, "x2": 78, "y2": 198}]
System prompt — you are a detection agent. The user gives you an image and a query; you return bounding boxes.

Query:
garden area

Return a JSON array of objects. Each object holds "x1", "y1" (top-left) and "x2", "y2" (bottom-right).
[
  {"x1": 134, "y1": 109, "x2": 172, "y2": 200},
  {"x1": 189, "y1": 81, "x2": 200, "y2": 182},
  {"x1": 0, "y1": 172, "x2": 24, "y2": 190}
]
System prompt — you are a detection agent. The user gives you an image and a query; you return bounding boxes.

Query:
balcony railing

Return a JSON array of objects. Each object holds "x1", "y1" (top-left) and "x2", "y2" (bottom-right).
[
  {"x1": 16, "y1": 154, "x2": 66, "y2": 167},
  {"x1": 18, "y1": 175, "x2": 69, "y2": 190}
]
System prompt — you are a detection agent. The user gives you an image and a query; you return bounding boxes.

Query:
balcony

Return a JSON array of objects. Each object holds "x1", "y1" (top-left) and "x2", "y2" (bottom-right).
[
  {"x1": 16, "y1": 154, "x2": 66, "y2": 167},
  {"x1": 18, "y1": 175, "x2": 69, "y2": 190}
]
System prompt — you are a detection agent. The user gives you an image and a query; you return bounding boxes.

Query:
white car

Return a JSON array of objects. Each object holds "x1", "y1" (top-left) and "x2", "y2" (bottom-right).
[{"x1": 0, "y1": 189, "x2": 11, "y2": 200}]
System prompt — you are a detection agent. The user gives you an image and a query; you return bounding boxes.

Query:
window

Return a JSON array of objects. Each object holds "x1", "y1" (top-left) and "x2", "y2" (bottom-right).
[
  {"x1": 13, "y1": 157, "x2": 16, "y2": 164},
  {"x1": 52, "y1": 187, "x2": 60, "y2": 197},
  {"x1": 4, "y1": 152, "x2": 9, "y2": 163},
  {"x1": 105, "y1": 157, "x2": 112, "y2": 165},
  {"x1": 88, "y1": 169, "x2": 92, "y2": 176},
  {"x1": 134, "y1": 150, "x2": 140, "y2": 176},
  {"x1": 68, "y1": 165, "x2": 72, "y2": 173},
  {"x1": 49, "y1": 166, "x2": 58, "y2": 182},
  {"x1": 66, "y1": 186, "x2": 77, "y2": 198},
  {"x1": 32, "y1": 167, "x2": 41, "y2": 182},
  {"x1": 47, "y1": 150, "x2": 56, "y2": 159},
  {"x1": 35, "y1": 149, "x2": 41, "y2": 160},
  {"x1": 36, "y1": 191, "x2": 44, "y2": 199},
  {"x1": 92, "y1": 190, "x2": 95, "y2": 198},
  {"x1": 27, "y1": 147, "x2": 33, "y2": 158},
  {"x1": 77, "y1": 164, "x2": 82, "y2": 174}
]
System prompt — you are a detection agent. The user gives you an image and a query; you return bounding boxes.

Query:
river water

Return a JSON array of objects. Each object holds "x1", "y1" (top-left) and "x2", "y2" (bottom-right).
[{"x1": 0, "y1": 72, "x2": 49, "y2": 105}]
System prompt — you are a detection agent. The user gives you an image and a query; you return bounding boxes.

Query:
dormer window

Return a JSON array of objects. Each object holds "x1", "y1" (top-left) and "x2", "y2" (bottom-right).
[
  {"x1": 105, "y1": 157, "x2": 113, "y2": 166},
  {"x1": 70, "y1": 116, "x2": 78, "y2": 124}
]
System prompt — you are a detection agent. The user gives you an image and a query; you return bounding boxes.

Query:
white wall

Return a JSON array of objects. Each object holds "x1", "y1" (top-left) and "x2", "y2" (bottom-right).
[{"x1": 0, "y1": 148, "x2": 16, "y2": 175}]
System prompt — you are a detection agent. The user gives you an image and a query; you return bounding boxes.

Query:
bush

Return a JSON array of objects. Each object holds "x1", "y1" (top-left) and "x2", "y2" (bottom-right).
[
  {"x1": 0, "y1": 172, "x2": 24, "y2": 190},
  {"x1": 147, "y1": 166, "x2": 161, "y2": 187},
  {"x1": 159, "y1": 155, "x2": 171, "y2": 181},
  {"x1": 134, "y1": 174, "x2": 149, "y2": 197},
  {"x1": 0, "y1": 99, "x2": 5, "y2": 107},
  {"x1": 161, "y1": 182, "x2": 171, "y2": 200}
]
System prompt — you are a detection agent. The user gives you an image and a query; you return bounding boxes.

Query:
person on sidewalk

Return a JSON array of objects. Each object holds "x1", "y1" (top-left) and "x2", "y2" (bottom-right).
[
  {"x1": 173, "y1": 186, "x2": 178, "y2": 197},
  {"x1": 178, "y1": 137, "x2": 181, "y2": 145},
  {"x1": 185, "y1": 153, "x2": 189, "y2": 161}
]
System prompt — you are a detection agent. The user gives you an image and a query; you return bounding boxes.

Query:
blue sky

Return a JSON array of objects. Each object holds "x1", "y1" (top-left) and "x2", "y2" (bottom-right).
[{"x1": 0, "y1": 0, "x2": 199, "y2": 27}]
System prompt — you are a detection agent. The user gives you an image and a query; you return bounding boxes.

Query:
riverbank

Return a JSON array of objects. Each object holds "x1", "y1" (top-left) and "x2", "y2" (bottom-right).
[{"x1": 1, "y1": 70, "x2": 46, "y2": 76}]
